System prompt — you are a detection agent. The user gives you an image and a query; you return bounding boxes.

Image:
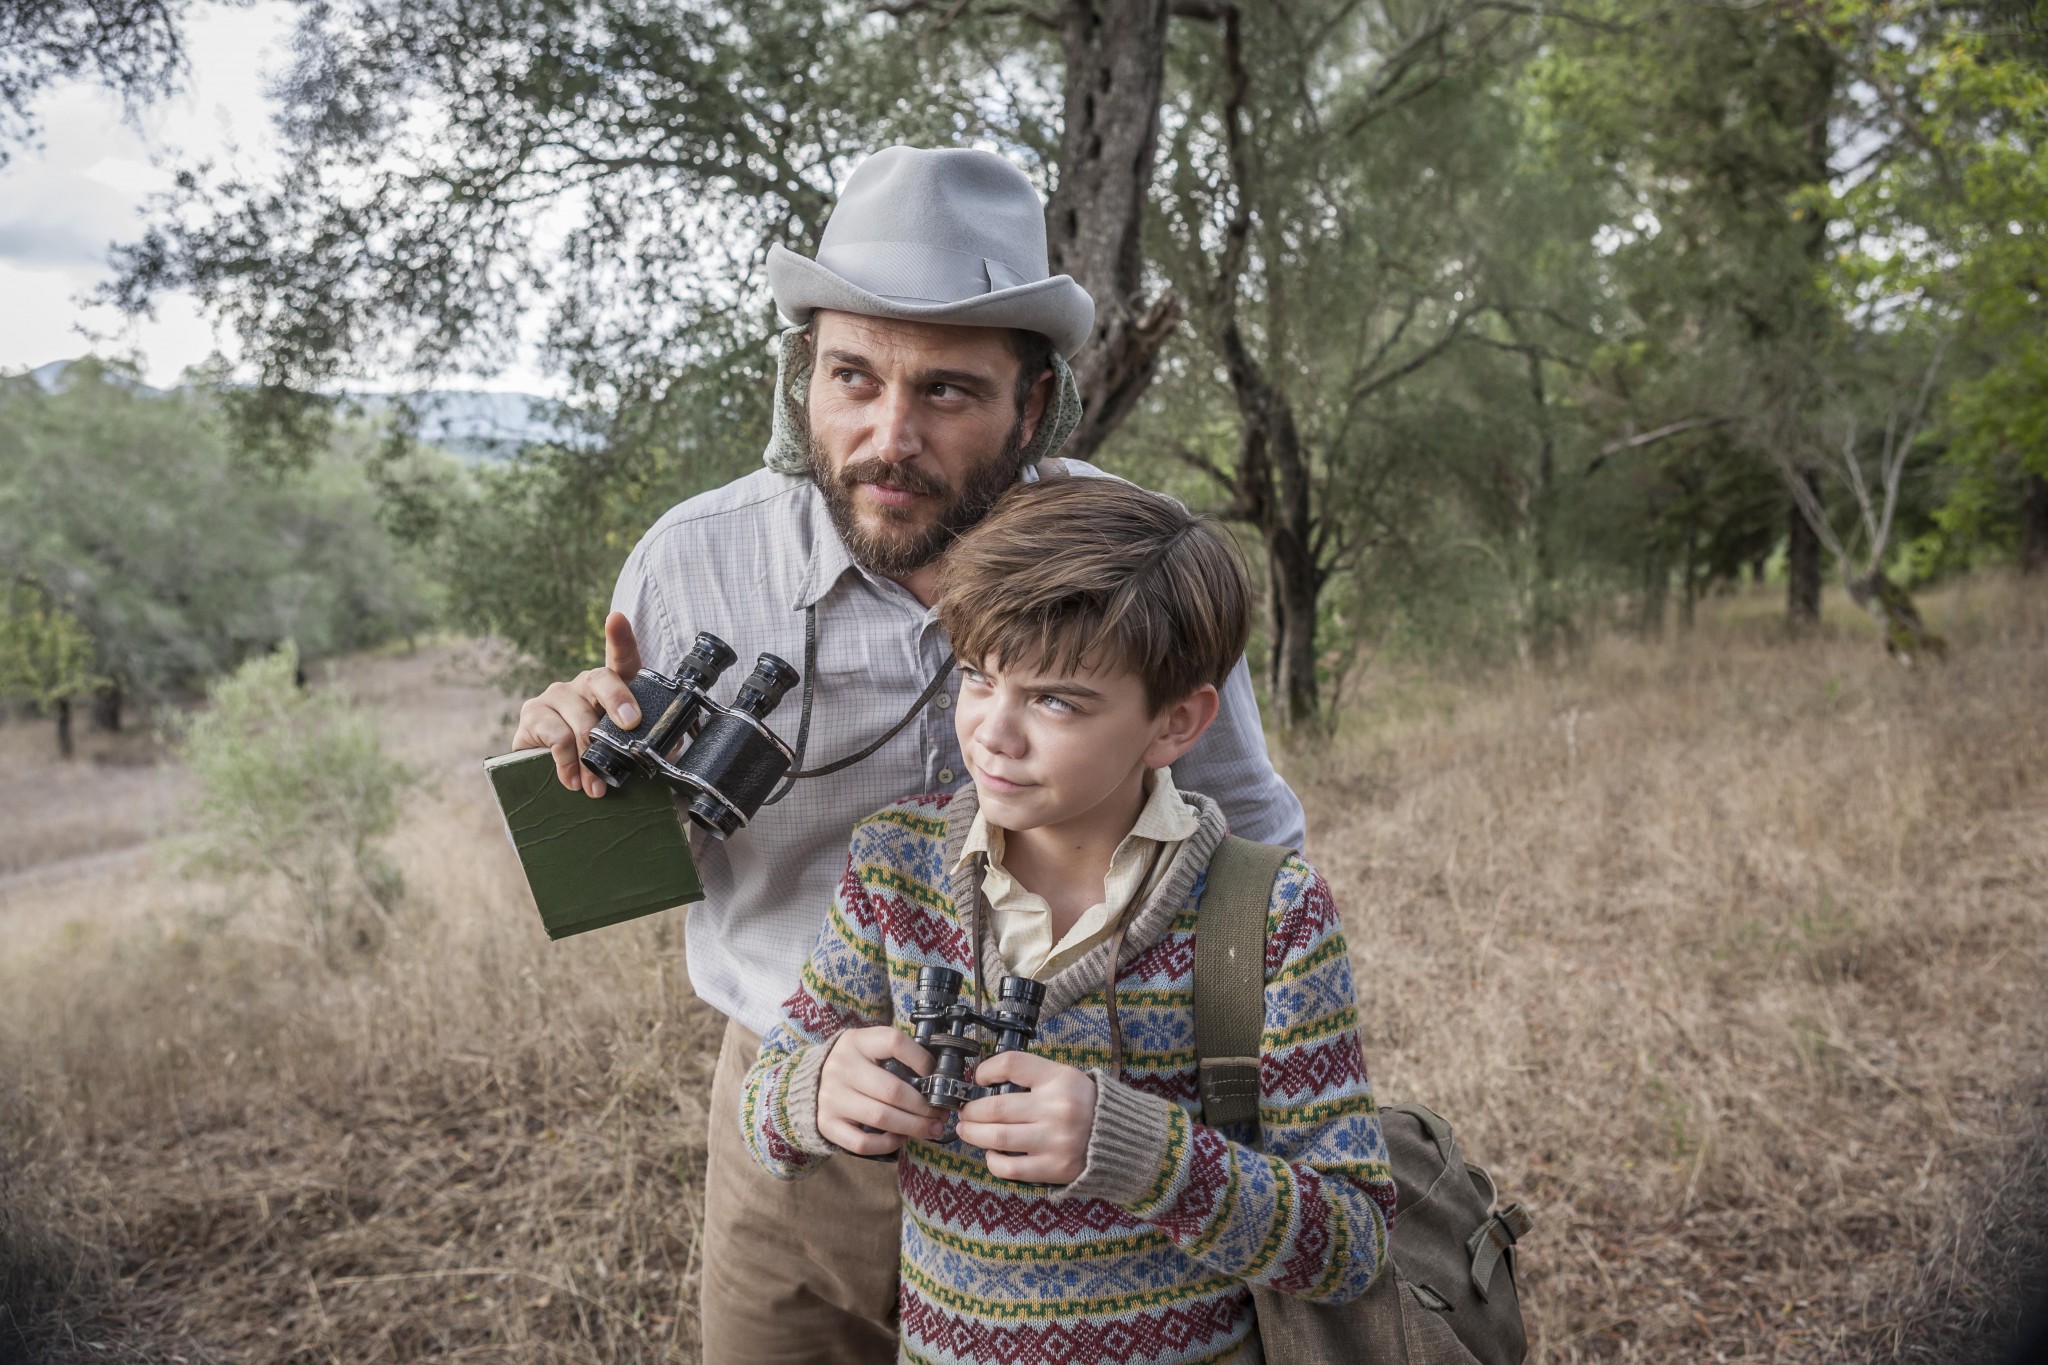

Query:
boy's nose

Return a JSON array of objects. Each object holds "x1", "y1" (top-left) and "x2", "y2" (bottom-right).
[{"x1": 973, "y1": 707, "x2": 1028, "y2": 758}]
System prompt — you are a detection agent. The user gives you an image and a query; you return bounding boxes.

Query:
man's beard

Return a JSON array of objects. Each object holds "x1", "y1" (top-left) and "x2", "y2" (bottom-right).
[{"x1": 806, "y1": 419, "x2": 1031, "y2": 577}]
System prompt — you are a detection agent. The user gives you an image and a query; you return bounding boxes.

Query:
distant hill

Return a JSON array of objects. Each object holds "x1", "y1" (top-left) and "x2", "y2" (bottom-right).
[{"x1": 22, "y1": 359, "x2": 577, "y2": 461}]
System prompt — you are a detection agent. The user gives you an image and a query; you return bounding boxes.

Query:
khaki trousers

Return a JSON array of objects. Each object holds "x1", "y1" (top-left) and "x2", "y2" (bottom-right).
[{"x1": 700, "y1": 1017, "x2": 902, "y2": 1364}]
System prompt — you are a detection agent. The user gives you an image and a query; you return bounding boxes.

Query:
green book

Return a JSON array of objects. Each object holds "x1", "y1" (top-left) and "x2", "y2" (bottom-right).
[{"x1": 484, "y1": 747, "x2": 703, "y2": 940}]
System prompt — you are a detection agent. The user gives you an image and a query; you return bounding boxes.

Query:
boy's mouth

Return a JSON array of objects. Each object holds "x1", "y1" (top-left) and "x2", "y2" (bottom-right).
[{"x1": 974, "y1": 767, "x2": 1032, "y2": 795}]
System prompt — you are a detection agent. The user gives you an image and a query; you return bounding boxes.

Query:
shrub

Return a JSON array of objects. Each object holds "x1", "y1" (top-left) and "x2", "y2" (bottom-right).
[{"x1": 178, "y1": 644, "x2": 418, "y2": 960}]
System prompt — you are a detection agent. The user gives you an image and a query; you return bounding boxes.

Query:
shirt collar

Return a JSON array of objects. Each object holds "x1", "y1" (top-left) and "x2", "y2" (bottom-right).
[
  {"x1": 951, "y1": 766, "x2": 1198, "y2": 876},
  {"x1": 790, "y1": 480, "x2": 862, "y2": 612}
]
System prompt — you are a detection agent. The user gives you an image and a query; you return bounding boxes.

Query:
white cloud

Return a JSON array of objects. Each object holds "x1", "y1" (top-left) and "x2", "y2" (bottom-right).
[{"x1": 0, "y1": 0, "x2": 562, "y2": 396}]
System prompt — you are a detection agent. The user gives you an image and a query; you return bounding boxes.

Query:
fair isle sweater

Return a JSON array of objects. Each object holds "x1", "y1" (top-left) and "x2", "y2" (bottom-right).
[{"x1": 740, "y1": 785, "x2": 1397, "y2": 1365}]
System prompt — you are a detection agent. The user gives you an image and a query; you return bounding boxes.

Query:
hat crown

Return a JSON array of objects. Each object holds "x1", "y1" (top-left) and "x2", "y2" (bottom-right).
[{"x1": 819, "y1": 146, "x2": 1050, "y2": 282}]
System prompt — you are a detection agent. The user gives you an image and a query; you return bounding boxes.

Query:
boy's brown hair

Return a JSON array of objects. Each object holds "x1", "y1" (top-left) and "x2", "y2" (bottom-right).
[{"x1": 936, "y1": 478, "x2": 1252, "y2": 714}]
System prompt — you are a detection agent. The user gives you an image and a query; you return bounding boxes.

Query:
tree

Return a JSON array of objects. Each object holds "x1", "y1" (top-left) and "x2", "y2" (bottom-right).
[
  {"x1": 1822, "y1": 0, "x2": 2048, "y2": 577},
  {"x1": 1764, "y1": 341, "x2": 1951, "y2": 661},
  {"x1": 0, "y1": 361, "x2": 444, "y2": 708},
  {"x1": 1138, "y1": 0, "x2": 1538, "y2": 731},
  {"x1": 0, "y1": 580, "x2": 100, "y2": 758},
  {"x1": 1536, "y1": 0, "x2": 1851, "y2": 630},
  {"x1": 0, "y1": 0, "x2": 189, "y2": 163}
]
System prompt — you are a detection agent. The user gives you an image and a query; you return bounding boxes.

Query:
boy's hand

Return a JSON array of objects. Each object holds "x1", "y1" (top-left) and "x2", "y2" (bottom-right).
[
  {"x1": 817, "y1": 1027, "x2": 946, "y2": 1157},
  {"x1": 954, "y1": 1052, "x2": 1097, "y2": 1185}
]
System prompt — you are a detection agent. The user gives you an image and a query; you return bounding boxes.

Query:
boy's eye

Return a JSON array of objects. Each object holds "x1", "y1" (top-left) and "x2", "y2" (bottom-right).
[
  {"x1": 1036, "y1": 693, "x2": 1077, "y2": 714},
  {"x1": 958, "y1": 665, "x2": 989, "y2": 687}
]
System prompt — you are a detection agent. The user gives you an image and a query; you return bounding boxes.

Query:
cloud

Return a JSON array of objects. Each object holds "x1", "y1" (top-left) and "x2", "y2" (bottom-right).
[{"x1": 0, "y1": 160, "x2": 140, "y2": 267}]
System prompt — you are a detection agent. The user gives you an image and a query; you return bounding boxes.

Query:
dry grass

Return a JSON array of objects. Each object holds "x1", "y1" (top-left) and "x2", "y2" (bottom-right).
[{"x1": 3, "y1": 582, "x2": 2045, "y2": 1363}]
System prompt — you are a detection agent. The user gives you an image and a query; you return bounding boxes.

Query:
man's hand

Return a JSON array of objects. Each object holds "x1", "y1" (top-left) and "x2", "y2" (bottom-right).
[
  {"x1": 954, "y1": 1052, "x2": 1097, "y2": 1185},
  {"x1": 817, "y1": 1027, "x2": 946, "y2": 1157},
  {"x1": 511, "y1": 611, "x2": 646, "y2": 797}
]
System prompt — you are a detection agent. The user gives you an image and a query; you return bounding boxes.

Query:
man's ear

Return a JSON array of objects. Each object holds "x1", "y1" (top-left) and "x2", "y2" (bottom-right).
[
  {"x1": 1017, "y1": 367, "x2": 1054, "y2": 448},
  {"x1": 1143, "y1": 684, "x2": 1221, "y2": 770}
]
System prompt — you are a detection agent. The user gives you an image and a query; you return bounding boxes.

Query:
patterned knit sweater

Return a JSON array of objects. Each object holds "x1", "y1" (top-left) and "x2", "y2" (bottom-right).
[{"x1": 740, "y1": 785, "x2": 1396, "y2": 1365}]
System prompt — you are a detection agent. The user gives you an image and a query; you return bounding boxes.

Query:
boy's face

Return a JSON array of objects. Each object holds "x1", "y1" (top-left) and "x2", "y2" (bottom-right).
[{"x1": 954, "y1": 653, "x2": 1219, "y2": 834}]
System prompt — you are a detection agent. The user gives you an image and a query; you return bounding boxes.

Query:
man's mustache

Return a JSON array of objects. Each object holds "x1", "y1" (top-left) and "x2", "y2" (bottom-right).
[{"x1": 839, "y1": 457, "x2": 949, "y2": 500}]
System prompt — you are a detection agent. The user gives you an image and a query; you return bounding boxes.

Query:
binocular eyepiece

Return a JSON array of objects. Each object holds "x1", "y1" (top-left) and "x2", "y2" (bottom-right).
[
  {"x1": 579, "y1": 630, "x2": 801, "y2": 839},
  {"x1": 881, "y1": 966, "x2": 1047, "y2": 1116}
]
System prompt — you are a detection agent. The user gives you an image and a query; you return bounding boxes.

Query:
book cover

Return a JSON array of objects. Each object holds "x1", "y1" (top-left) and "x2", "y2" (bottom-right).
[{"x1": 484, "y1": 748, "x2": 703, "y2": 940}]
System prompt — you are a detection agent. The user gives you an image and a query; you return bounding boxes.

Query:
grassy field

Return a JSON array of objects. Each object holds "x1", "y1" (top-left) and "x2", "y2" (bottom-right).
[{"x1": 2, "y1": 579, "x2": 2044, "y2": 1363}]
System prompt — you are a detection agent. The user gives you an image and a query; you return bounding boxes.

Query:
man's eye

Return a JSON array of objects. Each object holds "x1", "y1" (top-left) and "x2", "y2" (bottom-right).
[{"x1": 930, "y1": 383, "x2": 959, "y2": 400}]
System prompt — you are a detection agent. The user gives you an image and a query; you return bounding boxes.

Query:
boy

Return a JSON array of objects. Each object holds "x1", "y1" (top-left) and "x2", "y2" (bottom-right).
[{"x1": 741, "y1": 478, "x2": 1395, "y2": 1363}]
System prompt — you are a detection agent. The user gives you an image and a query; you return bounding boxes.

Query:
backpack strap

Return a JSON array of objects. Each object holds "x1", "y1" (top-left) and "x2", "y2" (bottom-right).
[{"x1": 1193, "y1": 835, "x2": 1293, "y2": 1133}]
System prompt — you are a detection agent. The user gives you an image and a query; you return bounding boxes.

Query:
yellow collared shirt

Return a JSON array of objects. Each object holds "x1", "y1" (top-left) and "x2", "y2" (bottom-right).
[{"x1": 957, "y1": 766, "x2": 1202, "y2": 983}]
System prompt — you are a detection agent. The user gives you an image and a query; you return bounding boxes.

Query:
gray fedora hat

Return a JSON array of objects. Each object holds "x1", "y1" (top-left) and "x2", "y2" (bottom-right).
[{"x1": 767, "y1": 146, "x2": 1095, "y2": 359}]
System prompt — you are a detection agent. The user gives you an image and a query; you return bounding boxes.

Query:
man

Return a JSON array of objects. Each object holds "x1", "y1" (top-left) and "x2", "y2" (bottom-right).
[{"x1": 511, "y1": 145, "x2": 1305, "y2": 1365}]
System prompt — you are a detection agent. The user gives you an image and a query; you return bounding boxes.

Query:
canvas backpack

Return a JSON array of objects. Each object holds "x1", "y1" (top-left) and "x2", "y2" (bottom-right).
[{"x1": 1192, "y1": 836, "x2": 1534, "y2": 1365}]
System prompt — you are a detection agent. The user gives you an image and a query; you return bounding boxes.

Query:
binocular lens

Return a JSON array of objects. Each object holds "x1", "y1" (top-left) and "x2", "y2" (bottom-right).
[
  {"x1": 734, "y1": 652, "x2": 801, "y2": 720},
  {"x1": 998, "y1": 977, "x2": 1046, "y2": 1007},
  {"x1": 677, "y1": 633, "x2": 739, "y2": 691}
]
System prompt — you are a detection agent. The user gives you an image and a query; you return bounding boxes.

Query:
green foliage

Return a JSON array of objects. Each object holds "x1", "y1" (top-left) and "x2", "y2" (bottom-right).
[
  {"x1": 0, "y1": 362, "x2": 445, "y2": 705},
  {"x1": 1828, "y1": 8, "x2": 2048, "y2": 559},
  {"x1": 0, "y1": 580, "x2": 99, "y2": 713},
  {"x1": 82, "y1": 0, "x2": 2045, "y2": 702},
  {"x1": 178, "y1": 644, "x2": 417, "y2": 960}
]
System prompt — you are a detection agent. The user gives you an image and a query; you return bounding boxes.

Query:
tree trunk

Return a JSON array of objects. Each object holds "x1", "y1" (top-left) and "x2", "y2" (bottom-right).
[
  {"x1": 1639, "y1": 546, "x2": 1668, "y2": 639},
  {"x1": 1268, "y1": 523, "x2": 1321, "y2": 734},
  {"x1": 1847, "y1": 569, "x2": 1946, "y2": 664},
  {"x1": 2021, "y1": 471, "x2": 2048, "y2": 577},
  {"x1": 1043, "y1": 0, "x2": 1180, "y2": 461},
  {"x1": 56, "y1": 697, "x2": 74, "y2": 759},
  {"x1": 1787, "y1": 469, "x2": 1823, "y2": 629},
  {"x1": 90, "y1": 681, "x2": 123, "y2": 732}
]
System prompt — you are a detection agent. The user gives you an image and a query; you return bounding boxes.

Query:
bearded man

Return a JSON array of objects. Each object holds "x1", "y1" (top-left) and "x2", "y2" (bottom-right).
[{"x1": 510, "y1": 146, "x2": 1305, "y2": 1365}]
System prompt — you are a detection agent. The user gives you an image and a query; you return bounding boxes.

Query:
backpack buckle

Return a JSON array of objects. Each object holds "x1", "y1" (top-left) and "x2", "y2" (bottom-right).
[{"x1": 1466, "y1": 1202, "x2": 1532, "y2": 1302}]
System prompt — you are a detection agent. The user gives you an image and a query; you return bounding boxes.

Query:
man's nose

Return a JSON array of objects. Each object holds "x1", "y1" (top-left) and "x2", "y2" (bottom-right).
[{"x1": 871, "y1": 386, "x2": 923, "y2": 464}]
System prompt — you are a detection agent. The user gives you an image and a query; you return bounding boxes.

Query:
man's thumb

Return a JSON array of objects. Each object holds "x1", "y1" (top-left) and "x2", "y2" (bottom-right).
[{"x1": 604, "y1": 611, "x2": 642, "y2": 678}]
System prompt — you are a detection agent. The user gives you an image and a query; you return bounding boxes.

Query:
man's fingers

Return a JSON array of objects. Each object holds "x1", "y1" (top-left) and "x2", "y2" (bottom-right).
[
  {"x1": 583, "y1": 667, "x2": 642, "y2": 732},
  {"x1": 604, "y1": 612, "x2": 643, "y2": 680}
]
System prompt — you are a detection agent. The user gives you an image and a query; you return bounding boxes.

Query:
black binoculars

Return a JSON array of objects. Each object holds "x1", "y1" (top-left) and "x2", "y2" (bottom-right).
[
  {"x1": 857, "y1": 966, "x2": 1045, "y2": 1160},
  {"x1": 881, "y1": 966, "x2": 1047, "y2": 1113},
  {"x1": 579, "y1": 630, "x2": 800, "y2": 838}
]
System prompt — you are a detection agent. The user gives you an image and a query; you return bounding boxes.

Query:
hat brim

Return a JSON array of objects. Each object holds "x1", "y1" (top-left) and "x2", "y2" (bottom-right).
[{"x1": 768, "y1": 244, "x2": 1095, "y2": 359}]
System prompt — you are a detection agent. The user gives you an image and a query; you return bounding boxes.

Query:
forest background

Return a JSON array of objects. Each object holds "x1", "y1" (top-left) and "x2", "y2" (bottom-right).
[{"x1": 1, "y1": 0, "x2": 2045, "y2": 1361}]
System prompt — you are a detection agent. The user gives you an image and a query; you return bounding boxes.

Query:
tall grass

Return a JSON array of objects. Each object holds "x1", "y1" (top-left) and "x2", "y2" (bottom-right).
[{"x1": 2, "y1": 581, "x2": 2044, "y2": 1363}]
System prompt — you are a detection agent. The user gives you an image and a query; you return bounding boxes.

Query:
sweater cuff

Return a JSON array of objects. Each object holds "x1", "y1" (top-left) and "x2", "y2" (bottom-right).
[
  {"x1": 781, "y1": 1037, "x2": 839, "y2": 1160},
  {"x1": 1058, "y1": 1072, "x2": 1173, "y2": 1206}
]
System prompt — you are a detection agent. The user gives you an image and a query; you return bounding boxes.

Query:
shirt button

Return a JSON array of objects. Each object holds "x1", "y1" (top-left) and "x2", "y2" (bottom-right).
[
  {"x1": 938, "y1": 768, "x2": 956, "y2": 784},
  {"x1": 935, "y1": 694, "x2": 951, "y2": 710}
]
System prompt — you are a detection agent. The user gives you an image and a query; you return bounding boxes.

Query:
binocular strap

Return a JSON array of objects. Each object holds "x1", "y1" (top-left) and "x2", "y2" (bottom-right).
[{"x1": 764, "y1": 604, "x2": 957, "y2": 806}]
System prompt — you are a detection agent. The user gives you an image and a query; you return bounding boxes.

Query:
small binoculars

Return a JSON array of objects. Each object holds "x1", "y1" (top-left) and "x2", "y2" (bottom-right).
[
  {"x1": 881, "y1": 966, "x2": 1047, "y2": 1114},
  {"x1": 579, "y1": 630, "x2": 800, "y2": 839},
  {"x1": 855, "y1": 966, "x2": 1045, "y2": 1160}
]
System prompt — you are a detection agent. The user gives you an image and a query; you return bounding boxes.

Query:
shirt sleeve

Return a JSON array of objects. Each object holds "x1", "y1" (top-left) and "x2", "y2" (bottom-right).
[
  {"x1": 1174, "y1": 655, "x2": 1308, "y2": 852},
  {"x1": 738, "y1": 833, "x2": 898, "y2": 1179},
  {"x1": 1062, "y1": 858, "x2": 1395, "y2": 1303}
]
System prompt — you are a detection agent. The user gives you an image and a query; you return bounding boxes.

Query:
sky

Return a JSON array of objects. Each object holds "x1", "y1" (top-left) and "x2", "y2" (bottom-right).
[{"x1": 0, "y1": 2, "x2": 552, "y2": 393}]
